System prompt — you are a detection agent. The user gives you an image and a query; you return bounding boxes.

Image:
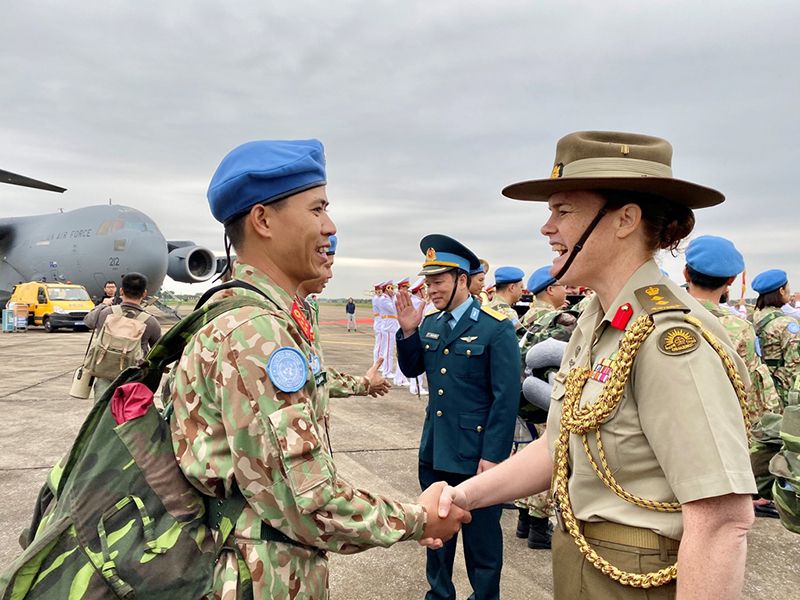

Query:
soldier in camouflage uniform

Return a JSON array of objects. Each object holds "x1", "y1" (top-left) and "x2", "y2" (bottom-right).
[
  {"x1": 520, "y1": 266, "x2": 568, "y2": 329},
  {"x1": 170, "y1": 139, "x2": 470, "y2": 600},
  {"x1": 683, "y1": 237, "x2": 782, "y2": 423},
  {"x1": 486, "y1": 266, "x2": 525, "y2": 330},
  {"x1": 683, "y1": 237, "x2": 784, "y2": 518},
  {"x1": 514, "y1": 267, "x2": 576, "y2": 549},
  {"x1": 298, "y1": 234, "x2": 391, "y2": 400},
  {"x1": 752, "y1": 269, "x2": 800, "y2": 410}
]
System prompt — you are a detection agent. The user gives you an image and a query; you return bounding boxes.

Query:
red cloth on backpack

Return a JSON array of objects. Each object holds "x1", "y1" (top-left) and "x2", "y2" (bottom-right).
[{"x1": 111, "y1": 382, "x2": 154, "y2": 425}]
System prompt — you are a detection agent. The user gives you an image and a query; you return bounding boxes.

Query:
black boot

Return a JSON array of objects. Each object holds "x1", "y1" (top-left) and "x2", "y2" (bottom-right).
[
  {"x1": 527, "y1": 517, "x2": 553, "y2": 549},
  {"x1": 515, "y1": 509, "x2": 530, "y2": 539}
]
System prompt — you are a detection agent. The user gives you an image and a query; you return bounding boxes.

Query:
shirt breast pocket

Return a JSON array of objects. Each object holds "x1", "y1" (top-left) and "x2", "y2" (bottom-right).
[
  {"x1": 452, "y1": 343, "x2": 487, "y2": 378},
  {"x1": 267, "y1": 401, "x2": 334, "y2": 513}
]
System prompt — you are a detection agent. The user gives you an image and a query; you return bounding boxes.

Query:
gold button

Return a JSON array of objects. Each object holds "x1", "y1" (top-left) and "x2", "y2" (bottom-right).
[
  {"x1": 476, "y1": 425, "x2": 483, "y2": 432},
  {"x1": 425, "y1": 344, "x2": 430, "y2": 350},
  {"x1": 438, "y1": 389, "x2": 444, "y2": 396},
  {"x1": 440, "y1": 367, "x2": 447, "y2": 375},
  {"x1": 443, "y1": 348, "x2": 450, "y2": 355},
  {"x1": 436, "y1": 410, "x2": 443, "y2": 417},
  {"x1": 466, "y1": 349, "x2": 472, "y2": 357}
]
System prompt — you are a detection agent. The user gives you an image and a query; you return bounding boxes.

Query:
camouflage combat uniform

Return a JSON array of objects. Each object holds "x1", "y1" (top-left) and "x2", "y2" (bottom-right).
[
  {"x1": 170, "y1": 263, "x2": 425, "y2": 600},
  {"x1": 520, "y1": 299, "x2": 552, "y2": 330},
  {"x1": 754, "y1": 307, "x2": 800, "y2": 410},
  {"x1": 515, "y1": 308, "x2": 579, "y2": 521},
  {"x1": 700, "y1": 300, "x2": 781, "y2": 422},
  {"x1": 303, "y1": 295, "x2": 369, "y2": 400},
  {"x1": 487, "y1": 297, "x2": 522, "y2": 330}
]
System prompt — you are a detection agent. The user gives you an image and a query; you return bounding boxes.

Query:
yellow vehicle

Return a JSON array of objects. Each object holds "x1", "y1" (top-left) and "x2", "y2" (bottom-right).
[{"x1": 7, "y1": 282, "x2": 94, "y2": 332}]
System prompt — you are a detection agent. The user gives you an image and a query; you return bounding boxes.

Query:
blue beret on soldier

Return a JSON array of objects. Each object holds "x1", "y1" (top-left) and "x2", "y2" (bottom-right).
[
  {"x1": 207, "y1": 139, "x2": 326, "y2": 224},
  {"x1": 494, "y1": 266, "x2": 525, "y2": 285},
  {"x1": 326, "y1": 234, "x2": 337, "y2": 255},
  {"x1": 752, "y1": 269, "x2": 789, "y2": 294},
  {"x1": 528, "y1": 266, "x2": 557, "y2": 295},
  {"x1": 685, "y1": 235, "x2": 744, "y2": 278}
]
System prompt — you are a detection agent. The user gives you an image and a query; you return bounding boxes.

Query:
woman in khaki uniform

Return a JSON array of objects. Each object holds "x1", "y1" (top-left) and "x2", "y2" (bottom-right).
[{"x1": 432, "y1": 131, "x2": 757, "y2": 599}]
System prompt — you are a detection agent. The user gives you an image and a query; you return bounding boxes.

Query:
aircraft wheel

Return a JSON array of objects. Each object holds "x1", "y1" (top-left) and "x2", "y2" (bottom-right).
[{"x1": 43, "y1": 317, "x2": 54, "y2": 333}]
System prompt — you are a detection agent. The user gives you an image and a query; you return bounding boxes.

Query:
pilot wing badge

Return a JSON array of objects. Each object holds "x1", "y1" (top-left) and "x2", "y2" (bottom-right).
[{"x1": 460, "y1": 336, "x2": 478, "y2": 343}]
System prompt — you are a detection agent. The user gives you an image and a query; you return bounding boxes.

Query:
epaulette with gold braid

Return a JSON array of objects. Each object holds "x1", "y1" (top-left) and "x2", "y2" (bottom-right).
[
  {"x1": 633, "y1": 285, "x2": 689, "y2": 315},
  {"x1": 481, "y1": 306, "x2": 507, "y2": 321}
]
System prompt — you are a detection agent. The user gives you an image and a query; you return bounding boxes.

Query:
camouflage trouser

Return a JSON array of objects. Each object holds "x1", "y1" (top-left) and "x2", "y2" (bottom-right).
[
  {"x1": 750, "y1": 412, "x2": 784, "y2": 499},
  {"x1": 513, "y1": 423, "x2": 553, "y2": 518},
  {"x1": 770, "y1": 405, "x2": 800, "y2": 534}
]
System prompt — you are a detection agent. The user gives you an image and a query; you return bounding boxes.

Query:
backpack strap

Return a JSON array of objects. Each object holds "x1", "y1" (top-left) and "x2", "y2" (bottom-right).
[
  {"x1": 134, "y1": 310, "x2": 151, "y2": 323},
  {"x1": 110, "y1": 304, "x2": 123, "y2": 317},
  {"x1": 145, "y1": 294, "x2": 275, "y2": 373},
  {"x1": 755, "y1": 310, "x2": 786, "y2": 367},
  {"x1": 206, "y1": 484, "x2": 322, "y2": 555}
]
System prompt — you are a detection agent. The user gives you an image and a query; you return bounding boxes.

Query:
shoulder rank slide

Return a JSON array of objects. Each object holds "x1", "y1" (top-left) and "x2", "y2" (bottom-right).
[
  {"x1": 266, "y1": 347, "x2": 308, "y2": 392},
  {"x1": 634, "y1": 285, "x2": 689, "y2": 315},
  {"x1": 481, "y1": 306, "x2": 507, "y2": 321}
]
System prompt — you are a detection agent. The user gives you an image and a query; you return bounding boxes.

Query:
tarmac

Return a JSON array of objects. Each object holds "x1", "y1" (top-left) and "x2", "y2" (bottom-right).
[{"x1": 1, "y1": 303, "x2": 798, "y2": 598}]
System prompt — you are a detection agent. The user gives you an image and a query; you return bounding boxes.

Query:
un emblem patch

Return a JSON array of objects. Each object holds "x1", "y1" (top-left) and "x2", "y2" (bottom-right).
[{"x1": 266, "y1": 347, "x2": 309, "y2": 392}]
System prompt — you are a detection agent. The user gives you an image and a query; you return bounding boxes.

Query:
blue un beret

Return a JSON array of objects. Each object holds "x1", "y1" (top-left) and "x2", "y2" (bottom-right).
[
  {"x1": 685, "y1": 235, "x2": 744, "y2": 278},
  {"x1": 752, "y1": 269, "x2": 788, "y2": 295},
  {"x1": 326, "y1": 235, "x2": 337, "y2": 255},
  {"x1": 495, "y1": 266, "x2": 525, "y2": 285},
  {"x1": 208, "y1": 139, "x2": 326, "y2": 224},
  {"x1": 528, "y1": 266, "x2": 557, "y2": 295}
]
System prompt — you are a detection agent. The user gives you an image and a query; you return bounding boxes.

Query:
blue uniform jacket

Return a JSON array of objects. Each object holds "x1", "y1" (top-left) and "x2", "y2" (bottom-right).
[{"x1": 396, "y1": 297, "x2": 521, "y2": 475}]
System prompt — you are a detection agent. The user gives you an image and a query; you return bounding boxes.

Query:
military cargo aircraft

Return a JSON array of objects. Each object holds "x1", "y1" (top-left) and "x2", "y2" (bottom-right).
[{"x1": 1, "y1": 168, "x2": 224, "y2": 303}]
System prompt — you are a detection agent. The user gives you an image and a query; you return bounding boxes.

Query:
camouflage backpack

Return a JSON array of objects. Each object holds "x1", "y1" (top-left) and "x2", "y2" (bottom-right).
[{"x1": 0, "y1": 293, "x2": 270, "y2": 600}]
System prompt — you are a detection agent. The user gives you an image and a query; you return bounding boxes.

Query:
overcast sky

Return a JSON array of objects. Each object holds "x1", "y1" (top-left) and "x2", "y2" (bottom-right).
[{"x1": 2, "y1": 1, "x2": 798, "y2": 299}]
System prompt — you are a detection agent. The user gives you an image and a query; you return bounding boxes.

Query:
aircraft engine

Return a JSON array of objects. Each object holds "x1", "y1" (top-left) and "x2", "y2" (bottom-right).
[{"x1": 167, "y1": 245, "x2": 217, "y2": 283}]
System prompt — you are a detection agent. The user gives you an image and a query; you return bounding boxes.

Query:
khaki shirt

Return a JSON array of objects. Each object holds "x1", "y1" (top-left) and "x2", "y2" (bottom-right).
[{"x1": 547, "y1": 260, "x2": 756, "y2": 540}]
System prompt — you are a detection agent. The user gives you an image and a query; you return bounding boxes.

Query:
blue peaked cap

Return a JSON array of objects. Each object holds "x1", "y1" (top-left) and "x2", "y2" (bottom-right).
[
  {"x1": 469, "y1": 263, "x2": 485, "y2": 275},
  {"x1": 495, "y1": 266, "x2": 525, "y2": 285},
  {"x1": 528, "y1": 266, "x2": 557, "y2": 295},
  {"x1": 418, "y1": 234, "x2": 480, "y2": 276},
  {"x1": 685, "y1": 235, "x2": 744, "y2": 278},
  {"x1": 326, "y1": 235, "x2": 337, "y2": 255},
  {"x1": 752, "y1": 269, "x2": 788, "y2": 294},
  {"x1": 208, "y1": 139, "x2": 326, "y2": 224}
]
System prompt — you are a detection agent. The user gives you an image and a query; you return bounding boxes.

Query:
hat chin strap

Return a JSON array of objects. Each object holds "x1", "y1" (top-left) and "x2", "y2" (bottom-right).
[
  {"x1": 442, "y1": 270, "x2": 461, "y2": 312},
  {"x1": 553, "y1": 205, "x2": 608, "y2": 281}
]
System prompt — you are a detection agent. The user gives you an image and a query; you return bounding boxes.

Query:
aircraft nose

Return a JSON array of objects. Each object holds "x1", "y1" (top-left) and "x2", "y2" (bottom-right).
[{"x1": 124, "y1": 234, "x2": 168, "y2": 294}]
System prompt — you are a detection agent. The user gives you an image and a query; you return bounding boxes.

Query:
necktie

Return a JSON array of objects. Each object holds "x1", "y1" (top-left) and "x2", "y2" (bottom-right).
[{"x1": 446, "y1": 312, "x2": 456, "y2": 330}]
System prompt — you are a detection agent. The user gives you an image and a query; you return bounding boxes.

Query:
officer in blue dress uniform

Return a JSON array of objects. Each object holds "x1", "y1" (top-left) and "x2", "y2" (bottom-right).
[{"x1": 395, "y1": 234, "x2": 520, "y2": 600}]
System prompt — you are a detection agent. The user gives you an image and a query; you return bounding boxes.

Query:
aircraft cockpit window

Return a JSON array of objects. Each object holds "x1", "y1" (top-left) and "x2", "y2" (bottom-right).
[{"x1": 48, "y1": 287, "x2": 90, "y2": 301}]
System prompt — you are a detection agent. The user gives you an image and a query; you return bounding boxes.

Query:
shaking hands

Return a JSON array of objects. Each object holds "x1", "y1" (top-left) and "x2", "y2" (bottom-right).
[{"x1": 417, "y1": 482, "x2": 471, "y2": 549}]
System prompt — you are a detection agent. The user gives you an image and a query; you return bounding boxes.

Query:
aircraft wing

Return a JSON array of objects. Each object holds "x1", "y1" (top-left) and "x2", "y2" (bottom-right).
[{"x1": 0, "y1": 169, "x2": 66, "y2": 193}]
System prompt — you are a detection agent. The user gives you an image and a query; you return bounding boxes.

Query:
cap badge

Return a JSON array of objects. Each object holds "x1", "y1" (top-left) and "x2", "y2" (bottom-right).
[
  {"x1": 426, "y1": 247, "x2": 437, "y2": 261},
  {"x1": 550, "y1": 162, "x2": 564, "y2": 179}
]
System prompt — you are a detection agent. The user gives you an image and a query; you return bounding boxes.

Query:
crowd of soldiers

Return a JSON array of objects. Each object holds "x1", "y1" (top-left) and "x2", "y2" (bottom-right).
[
  {"x1": 369, "y1": 242, "x2": 800, "y2": 554},
  {"x1": 10, "y1": 132, "x2": 797, "y2": 600}
]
